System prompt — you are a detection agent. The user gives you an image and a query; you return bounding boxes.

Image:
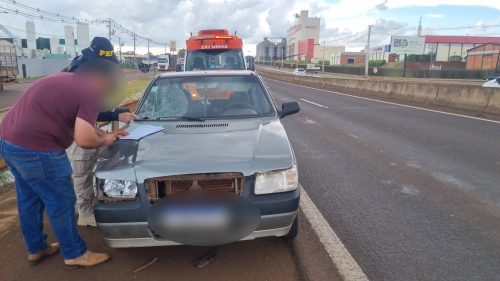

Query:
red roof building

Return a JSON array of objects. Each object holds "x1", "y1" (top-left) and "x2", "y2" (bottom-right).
[{"x1": 423, "y1": 35, "x2": 500, "y2": 62}]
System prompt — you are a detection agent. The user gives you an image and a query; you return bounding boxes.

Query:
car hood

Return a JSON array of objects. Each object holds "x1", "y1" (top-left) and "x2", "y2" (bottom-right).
[{"x1": 95, "y1": 119, "x2": 295, "y2": 182}]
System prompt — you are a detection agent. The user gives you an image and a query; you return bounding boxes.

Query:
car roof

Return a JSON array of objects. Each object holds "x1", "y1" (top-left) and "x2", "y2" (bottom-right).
[{"x1": 156, "y1": 70, "x2": 255, "y2": 78}]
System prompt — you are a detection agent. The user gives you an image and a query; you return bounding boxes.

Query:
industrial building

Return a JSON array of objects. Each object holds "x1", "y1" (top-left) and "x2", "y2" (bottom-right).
[
  {"x1": 424, "y1": 35, "x2": 500, "y2": 62},
  {"x1": 0, "y1": 21, "x2": 90, "y2": 59},
  {"x1": 311, "y1": 45, "x2": 345, "y2": 63},
  {"x1": 286, "y1": 10, "x2": 320, "y2": 61},
  {"x1": 330, "y1": 51, "x2": 366, "y2": 65},
  {"x1": 255, "y1": 38, "x2": 286, "y2": 63},
  {"x1": 0, "y1": 21, "x2": 91, "y2": 78},
  {"x1": 465, "y1": 43, "x2": 500, "y2": 71}
]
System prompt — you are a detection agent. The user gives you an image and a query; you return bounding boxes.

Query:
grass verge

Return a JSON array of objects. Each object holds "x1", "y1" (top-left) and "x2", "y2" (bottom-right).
[{"x1": 119, "y1": 77, "x2": 151, "y2": 102}]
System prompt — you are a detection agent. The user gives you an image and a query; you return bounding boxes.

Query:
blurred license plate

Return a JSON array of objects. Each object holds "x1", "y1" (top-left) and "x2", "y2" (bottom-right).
[{"x1": 161, "y1": 204, "x2": 229, "y2": 230}]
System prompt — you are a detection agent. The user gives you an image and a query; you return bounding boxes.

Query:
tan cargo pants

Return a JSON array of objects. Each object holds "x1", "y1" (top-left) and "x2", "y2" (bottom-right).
[{"x1": 66, "y1": 142, "x2": 104, "y2": 217}]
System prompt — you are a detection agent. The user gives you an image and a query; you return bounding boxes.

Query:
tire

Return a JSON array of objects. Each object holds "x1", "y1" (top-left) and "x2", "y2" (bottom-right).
[{"x1": 282, "y1": 215, "x2": 298, "y2": 240}]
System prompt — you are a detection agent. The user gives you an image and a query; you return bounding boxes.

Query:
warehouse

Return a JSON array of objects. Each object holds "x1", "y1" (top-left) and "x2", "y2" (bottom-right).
[
  {"x1": 465, "y1": 43, "x2": 500, "y2": 71},
  {"x1": 424, "y1": 35, "x2": 500, "y2": 62}
]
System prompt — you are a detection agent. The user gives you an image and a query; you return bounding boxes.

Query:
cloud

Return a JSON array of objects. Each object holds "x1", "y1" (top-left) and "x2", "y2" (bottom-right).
[
  {"x1": 1, "y1": 0, "x2": 499, "y2": 55},
  {"x1": 425, "y1": 13, "x2": 444, "y2": 18},
  {"x1": 375, "y1": 0, "x2": 389, "y2": 11},
  {"x1": 474, "y1": 21, "x2": 487, "y2": 32}
]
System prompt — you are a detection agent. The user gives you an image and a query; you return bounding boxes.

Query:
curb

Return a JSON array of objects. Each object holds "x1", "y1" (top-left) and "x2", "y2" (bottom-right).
[{"x1": 294, "y1": 187, "x2": 369, "y2": 281}]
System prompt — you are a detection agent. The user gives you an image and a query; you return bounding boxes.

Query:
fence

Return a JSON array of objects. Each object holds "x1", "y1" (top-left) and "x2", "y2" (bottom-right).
[{"x1": 257, "y1": 62, "x2": 493, "y2": 80}]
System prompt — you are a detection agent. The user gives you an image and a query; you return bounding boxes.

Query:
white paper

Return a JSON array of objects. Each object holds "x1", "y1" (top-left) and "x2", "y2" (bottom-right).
[{"x1": 120, "y1": 125, "x2": 164, "y2": 141}]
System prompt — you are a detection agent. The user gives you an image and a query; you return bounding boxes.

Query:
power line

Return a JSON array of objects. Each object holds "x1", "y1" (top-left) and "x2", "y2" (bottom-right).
[
  {"x1": 1, "y1": 0, "x2": 168, "y2": 47},
  {"x1": 0, "y1": 23, "x2": 64, "y2": 38},
  {"x1": 0, "y1": 0, "x2": 106, "y2": 24}
]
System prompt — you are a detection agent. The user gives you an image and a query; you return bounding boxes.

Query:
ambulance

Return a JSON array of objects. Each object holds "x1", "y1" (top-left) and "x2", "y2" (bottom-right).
[{"x1": 184, "y1": 29, "x2": 246, "y2": 71}]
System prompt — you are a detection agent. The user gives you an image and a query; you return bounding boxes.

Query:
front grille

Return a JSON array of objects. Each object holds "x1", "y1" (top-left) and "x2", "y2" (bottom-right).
[{"x1": 146, "y1": 173, "x2": 244, "y2": 202}]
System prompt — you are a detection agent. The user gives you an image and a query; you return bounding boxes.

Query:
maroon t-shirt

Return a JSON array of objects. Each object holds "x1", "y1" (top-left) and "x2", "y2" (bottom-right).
[{"x1": 0, "y1": 72, "x2": 100, "y2": 151}]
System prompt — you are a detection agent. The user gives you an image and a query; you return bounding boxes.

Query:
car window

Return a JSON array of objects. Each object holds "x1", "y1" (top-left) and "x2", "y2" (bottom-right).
[
  {"x1": 137, "y1": 75, "x2": 275, "y2": 120},
  {"x1": 185, "y1": 49, "x2": 245, "y2": 71}
]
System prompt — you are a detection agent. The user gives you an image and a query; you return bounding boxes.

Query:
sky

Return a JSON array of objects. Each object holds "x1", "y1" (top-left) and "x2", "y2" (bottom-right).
[{"x1": 0, "y1": 0, "x2": 499, "y2": 55}]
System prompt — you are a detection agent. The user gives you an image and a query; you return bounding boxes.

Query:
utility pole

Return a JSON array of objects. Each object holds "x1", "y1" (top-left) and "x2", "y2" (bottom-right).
[
  {"x1": 281, "y1": 45, "x2": 284, "y2": 69},
  {"x1": 271, "y1": 46, "x2": 274, "y2": 67},
  {"x1": 321, "y1": 40, "x2": 326, "y2": 72},
  {"x1": 147, "y1": 38, "x2": 150, "y2": 64},
  {"x1": 118, "y1": 37, "x2": 122, "y2": 63},
  {"x1": 107, "y1": 18, "x2": 112, "y2": 40},
  {"x1": 133, "y1": 33, "x2": 136, "y2": 68},
  {"x1": 364, "y1": 25, "x2": 372, "y2": 78},
  {"x1": 417, "y1": 16, "x2": 422, "y2": 37},
  {"x1": 165, "y1": 43, "x2": 167, "y2": 55}
]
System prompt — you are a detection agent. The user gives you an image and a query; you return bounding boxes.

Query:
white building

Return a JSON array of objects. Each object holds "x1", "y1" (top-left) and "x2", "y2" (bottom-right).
[
  {"x1": 286, "y1": 10, "x2": 320, "y2": 61},
  {"x1": 25, "y1": 21, "x2": 36, "y2": 58},
  {"x1": 64, "y1": 26, "x2": 76, "y2": 57},
  {"x1": 312, "y1": 45, "x2": 345, "y2": 63},
  {"x1": 76, "y1": 23, "x2": 90, "y2": 54}
]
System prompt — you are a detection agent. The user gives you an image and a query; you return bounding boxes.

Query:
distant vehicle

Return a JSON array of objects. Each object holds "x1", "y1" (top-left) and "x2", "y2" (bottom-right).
[
  {"x1": 184, "y1": 29, "x2": 245, "y2": 71},
  {"x1": 484, "y1": 73, "x2": 500, "y2": 81},
  {"x1": 245, "y1": 56, "x2": 255, "y2": 71},
  {"x1": 0, "y1": 40, "x2": 18, "y2": 90},
  {"x1": 293, "y1": 68, "x2": 306, "y2": 76},
  {"x1": 176, "y1": 57, "x2": 185, "y2": 72},
  {"x1": 158, "y1": 55, "x2": 169, "y2": 71},
  {"x1": 482, "y1": 77, "x2": 500, "y2": 88},
  {"x1": 306, "y1": 64, "x2": 320, "y2": 73}
]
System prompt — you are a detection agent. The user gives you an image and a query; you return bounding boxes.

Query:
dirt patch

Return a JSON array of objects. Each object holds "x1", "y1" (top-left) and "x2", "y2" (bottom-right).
[
  {"x1": 0, "y1": 188, "x2": 302, "y2": 281},
  {"x1": 0, "y1": 184, "x2": 18, "y2": 237},
  {"x1": 292, "y1": 210, "x2": 342, "y2": 281}
]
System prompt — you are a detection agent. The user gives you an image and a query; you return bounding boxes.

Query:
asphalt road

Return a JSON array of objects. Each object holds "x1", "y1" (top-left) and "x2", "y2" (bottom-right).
[{"x1": 265, "y1": 77, "x2": 500, "y2": 281}]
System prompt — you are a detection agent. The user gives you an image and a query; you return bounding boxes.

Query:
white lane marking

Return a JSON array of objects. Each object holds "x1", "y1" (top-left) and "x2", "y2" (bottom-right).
[
  {"x1": 348, "y1": 133, "x2": 362, "y2": 140},
  {"x1": 265, "y1": 77, "x2": 500, "y2": 125},
  {"x1": 400, "y1": 184, "x2": 419, "y2": 196},
  {"x1": 300, "y1": 186, "x2": 369, "y2": 281},
  {"x1": 300, "y1": 98, "x2": 329, "y2": 109}
]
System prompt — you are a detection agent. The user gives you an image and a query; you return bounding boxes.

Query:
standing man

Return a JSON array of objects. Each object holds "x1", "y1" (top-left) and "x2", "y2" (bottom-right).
[
  {"x1": 65, "y1": 37, "x2": 137, "y2": 227},
  {"x1": 0, "y1": 58, "x2": 127, "y2": 267}
]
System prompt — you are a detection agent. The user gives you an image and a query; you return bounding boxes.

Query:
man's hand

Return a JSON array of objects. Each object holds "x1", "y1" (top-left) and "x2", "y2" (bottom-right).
[
  {"x1": 118, "y1": 112, "x2": 137, "y2": 123},
  {"x1": 112, "y1": 129, "x2": 129, "y2": 138},
  {"x1": 103, "y1": 130, "x2": 129, "y2": 146},
  {"x1": 103, "y1": 133, "x2": 118, "y2": 146}
]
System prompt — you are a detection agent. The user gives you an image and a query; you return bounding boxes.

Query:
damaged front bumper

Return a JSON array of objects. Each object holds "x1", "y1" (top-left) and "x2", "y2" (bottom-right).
[
  {"x1": 97, "y1": 211, "x2": 297, "y2": 248},
  {"x1": 94, "y1": 182, "x2": 300, "y2": 248}
]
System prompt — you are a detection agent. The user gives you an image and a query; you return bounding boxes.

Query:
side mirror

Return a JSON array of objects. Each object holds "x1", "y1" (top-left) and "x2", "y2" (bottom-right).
[
  {"x1": 278, "y1": 102, "x2": 300, "y2": 119},
  {"x1": 496, "y1": 77, "x2": 500, "y2": 84}
]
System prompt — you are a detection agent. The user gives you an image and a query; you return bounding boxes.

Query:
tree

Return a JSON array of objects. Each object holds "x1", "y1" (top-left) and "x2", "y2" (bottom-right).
[{"x1": 448, "y1": 55, "x2": 463, "y2": 62}]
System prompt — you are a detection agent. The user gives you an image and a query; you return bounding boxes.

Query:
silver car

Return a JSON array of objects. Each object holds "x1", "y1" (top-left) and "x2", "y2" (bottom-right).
[{"x1": 94, "y1": 71, "x2": 300, "y2": 247}]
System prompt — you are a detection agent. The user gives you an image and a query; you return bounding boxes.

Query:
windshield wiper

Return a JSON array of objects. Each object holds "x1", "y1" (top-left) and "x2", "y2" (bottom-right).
[{"x1": 155, "y1": 116, "x2": 206, "y2": 122}]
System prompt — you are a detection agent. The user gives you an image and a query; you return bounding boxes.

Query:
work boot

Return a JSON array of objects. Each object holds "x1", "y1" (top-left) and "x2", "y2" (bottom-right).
[
  {"x1": 64, "y1": 251, "x2": 110, "y2": 267},
  {"x1": 28, "y1": 243, "x2": 60, "y2": 264},
  {"x1": 77, "y1": 214, "x2": 97, "y2": 227}
]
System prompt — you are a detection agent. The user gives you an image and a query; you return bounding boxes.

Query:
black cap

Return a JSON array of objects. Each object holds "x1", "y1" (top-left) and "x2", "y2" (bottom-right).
[{"x1": 68, "y1": 37, "x2": 118, "y2": 72}]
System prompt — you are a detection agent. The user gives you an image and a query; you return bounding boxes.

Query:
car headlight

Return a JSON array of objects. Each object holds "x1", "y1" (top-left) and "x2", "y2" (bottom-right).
[
  {"x1": 103, "y1": 180, "x2": 137, "y2": 199},
  {"x1": 254, "y1": 165, "x2": 298, "y2": 195}
]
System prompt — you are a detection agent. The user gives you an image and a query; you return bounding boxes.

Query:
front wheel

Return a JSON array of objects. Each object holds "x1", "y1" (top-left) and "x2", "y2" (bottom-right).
[{"x1": 282, "y1": 216, "x2": 298, "y2": 240}]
